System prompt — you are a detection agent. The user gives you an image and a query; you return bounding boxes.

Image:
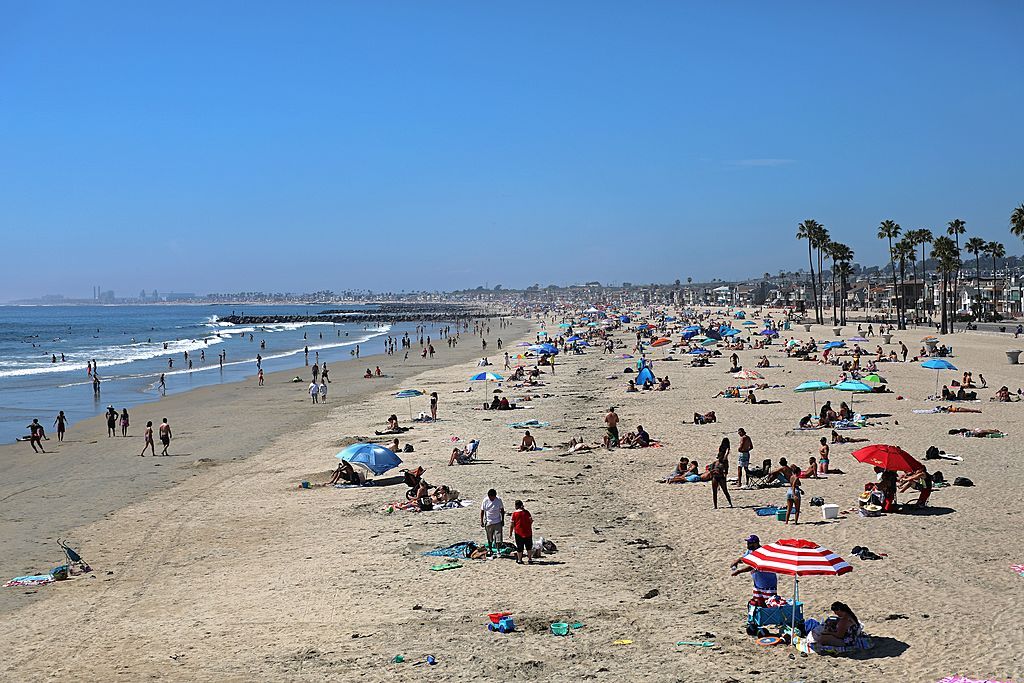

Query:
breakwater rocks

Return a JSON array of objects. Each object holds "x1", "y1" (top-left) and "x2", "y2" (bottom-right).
[{"x1": 217, "y1": 303, "x2": 493, "y2": 326}]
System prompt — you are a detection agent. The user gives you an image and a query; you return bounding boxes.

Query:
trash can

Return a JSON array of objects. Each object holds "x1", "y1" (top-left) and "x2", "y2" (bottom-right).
[
  {"x1": 802, "y1": 324, "x2": 812, "y2": 332},
  {"x1": 882, "y1": 333, "x2": 893, "y2": 344},
  {"x1": 832, "y1": 327, "x2": 842, "y2": 336},
  {"x1": 1006, "y1": 350, "x2": 1022, "y2": 365}
]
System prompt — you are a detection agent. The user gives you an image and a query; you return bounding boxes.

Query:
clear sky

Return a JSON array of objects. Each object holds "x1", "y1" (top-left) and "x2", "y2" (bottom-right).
[{"x1": 2, "y1": 1, "x2": 1022, "y2": 299}]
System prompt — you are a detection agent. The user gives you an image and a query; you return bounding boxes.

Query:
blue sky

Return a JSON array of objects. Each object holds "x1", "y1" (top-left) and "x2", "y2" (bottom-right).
[{"x1": 2, "y1": 1, "x2": 1022, "y2": 298}]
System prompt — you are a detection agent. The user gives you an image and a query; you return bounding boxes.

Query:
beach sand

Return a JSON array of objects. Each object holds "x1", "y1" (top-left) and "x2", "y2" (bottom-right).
[{"x1": 1, "y1": 313, "x2": 1022, "y2": 682}]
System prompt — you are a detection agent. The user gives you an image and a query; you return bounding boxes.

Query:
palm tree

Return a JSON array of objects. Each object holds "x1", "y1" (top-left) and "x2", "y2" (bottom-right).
[
  {"x1": 877, "y1": 220, "x2": 903, "y2": 328},
  {"x1": 986, "y1": 241, "x2": 1006, "y2": 317},
  {"x1": 823, "y1": 241, "x2": 838, "y2": 324},
  {"x1": 829, "y1": 242, "x2": 854, "y2": 325},
  {"x1": 894, "y1": 238, "x2": 914, "y2": 325},
  {"x1": 1010, "y1": 203, "x2": 1024, "y2": 240},
  {"x1": 813, "y1": 224, "x2": 830, "y2": 325},
  {"x1": 797, "y1": 220, "x2": 821, "y2": 323},
  {"x1": 946, "y1": 219, "x2": 966, "y2": 330},
  {"x1": 965, "y1": 237, "x2": 987, "y2": 319},
  {"x1": 912, "y1": 228, "x2": 934, "y2": 317},
  {"x1": 931, "y1": 236, "x2": 958, "y2": 334}
]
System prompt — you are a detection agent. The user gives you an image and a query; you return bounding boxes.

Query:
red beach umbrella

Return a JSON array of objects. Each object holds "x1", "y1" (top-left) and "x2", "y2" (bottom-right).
[
  {"x1": 650, "y1": 337, "x2": 672, "y2": 347},
  {"x1": 852, "y1": 444, "x2": 922, "y2": 473}
]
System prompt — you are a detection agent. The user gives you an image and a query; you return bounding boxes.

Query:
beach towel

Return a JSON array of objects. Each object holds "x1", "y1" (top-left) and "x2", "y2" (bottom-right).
[
  {"x1": 509, "y1": 420, "x2": 549, "y2": 429},
  {"x1": 424, "y1": 542, "x2": 477, "y2": 558},
  {"x1": 937, "y1": 678, "x2": 1013, "y2": 683},
  {"x1": 1011, "y1": 563, "x2": 1024, "y2": 577},
  {"x1": 4, "y1": 574, "x2": 54, "y2": 588}
]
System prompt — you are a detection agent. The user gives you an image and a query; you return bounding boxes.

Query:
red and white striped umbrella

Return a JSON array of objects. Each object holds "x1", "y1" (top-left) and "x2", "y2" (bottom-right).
[
  {"x1": 740, "y1": 538, "x2": 852, "y2": 577},
  {"x1": 740, "y1": 538, "x2": 851, "y2": 637}
]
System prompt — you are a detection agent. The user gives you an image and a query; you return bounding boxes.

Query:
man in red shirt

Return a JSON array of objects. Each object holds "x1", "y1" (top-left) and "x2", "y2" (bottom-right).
[{"x1": 509, "y1": 500, "x2": 534, "y2": 565}]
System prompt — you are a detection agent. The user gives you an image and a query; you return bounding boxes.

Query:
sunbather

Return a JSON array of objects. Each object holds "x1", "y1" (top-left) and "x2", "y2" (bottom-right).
[
  {"x1": 809, "y1": 602, "x2": 862, "y2": 648},
  {"x1": 329, "y1": 460, "x2": 363, "y2": 485},
  {"x1": 518, "y1": 430, "x2": 537, "y2": 451}
]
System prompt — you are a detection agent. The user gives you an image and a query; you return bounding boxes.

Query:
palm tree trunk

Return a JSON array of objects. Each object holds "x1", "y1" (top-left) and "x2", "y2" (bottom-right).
[
  {"x1": 975, "y1": 255, "x2": 981, "y2": 320},
  {"x1": 940, "y1": 273, "x2": 949, "y2": 335},
  {"x1": 888, "y1": 238, "x2": 900, "y2": 329},
  {"x1": 992, "y1": 254, "x2": 997, "y2": 317},
  {"x1": 817, "y1": 249, "x2": 825, "y2": 324},
  {"x1": 831, "y1": 268, "x2": 837, "y2": 325},
  {"x1": 807, "y1": 242, "x2": 816, "y2": 322}
]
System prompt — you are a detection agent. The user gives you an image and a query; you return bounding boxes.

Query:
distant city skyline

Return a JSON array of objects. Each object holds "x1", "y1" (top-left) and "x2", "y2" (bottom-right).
[{"x1": 2, "y1": 2, "x2": 1022, "y2": 300}]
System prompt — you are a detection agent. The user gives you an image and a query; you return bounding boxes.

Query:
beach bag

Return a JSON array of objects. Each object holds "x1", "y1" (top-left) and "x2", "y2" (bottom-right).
[
  {"x1": 953, "y1": 477, "x2": 974, "y2": 487},
  {"x1": 925, "y1": 446, "x2": 940, "y2": 460},
  {"x1": 403, "y1": 444, "x2": 414, "y2": 453}
]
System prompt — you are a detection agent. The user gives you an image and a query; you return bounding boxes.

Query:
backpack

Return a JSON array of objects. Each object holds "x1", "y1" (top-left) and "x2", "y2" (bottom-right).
[
  {"x1": 953, "y1": 477, "x2": 974, "y2": 487},
  {"x1": 925, "y1": 446, "x2": 940, "y2": 460}
]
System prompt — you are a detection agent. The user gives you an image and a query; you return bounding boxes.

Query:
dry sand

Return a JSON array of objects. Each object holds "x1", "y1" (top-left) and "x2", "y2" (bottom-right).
[{"x1": 1, "y1": 313, "x2": 1022, "y2": 683}]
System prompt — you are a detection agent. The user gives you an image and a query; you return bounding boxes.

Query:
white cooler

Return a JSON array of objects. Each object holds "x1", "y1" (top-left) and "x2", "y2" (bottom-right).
[{"x1": 822, "y1": 504, "x2": 839, "y2": 520}]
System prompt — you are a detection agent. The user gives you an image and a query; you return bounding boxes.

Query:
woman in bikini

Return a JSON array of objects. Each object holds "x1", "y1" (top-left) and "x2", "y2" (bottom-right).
[
  {"x1": 710, "y1": 451, "x2": 733, "y2": 509},
  {"x1": 139, "y1": 420, "x2": 155, "y2": 456}
]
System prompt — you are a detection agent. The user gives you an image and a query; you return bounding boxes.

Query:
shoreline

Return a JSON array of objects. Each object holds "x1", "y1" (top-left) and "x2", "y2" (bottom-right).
[{"x1": 0, "y1": 317, "x2": 531, "y2": 615}]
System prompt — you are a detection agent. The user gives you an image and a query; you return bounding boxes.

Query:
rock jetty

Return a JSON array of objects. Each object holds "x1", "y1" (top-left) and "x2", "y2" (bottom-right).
[{"x1": 216, "y1": 303, "x2": 492, "y2": 326}]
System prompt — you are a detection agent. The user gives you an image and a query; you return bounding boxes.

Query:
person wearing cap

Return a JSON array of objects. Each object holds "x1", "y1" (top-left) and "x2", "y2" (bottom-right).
[
  {"x1": 105, "y1": 405, "x2": 118, "y2": 438},
  {"x1": 729, "y1": 535, "x2": 777, "y2": 605}
]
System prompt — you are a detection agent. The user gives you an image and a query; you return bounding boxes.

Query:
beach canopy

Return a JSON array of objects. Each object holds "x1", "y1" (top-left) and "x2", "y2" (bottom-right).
[
  {"x1": 852, "y1": 444, "x2": 922, "y2": 472},
  {"x1": 636, "y1": 367, "x2": 656, "y2": 385},
  {"x1": 336, "y1": 443, "x2": 403, "y2": 476},
  {"x1": 741, "y1": 538, "x2": 853, "y2": 577},
  {"x1": 470, "y1": 371, "x2": 504, "y2": 382},
  {"x1": 862, "y1": 373, "x2": 884, "y2": 384}
]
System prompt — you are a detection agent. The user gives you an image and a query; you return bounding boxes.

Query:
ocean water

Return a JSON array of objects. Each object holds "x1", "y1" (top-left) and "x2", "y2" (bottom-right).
[{"x1": 0, "y1": 304, "x2": 418, "y2": 444}]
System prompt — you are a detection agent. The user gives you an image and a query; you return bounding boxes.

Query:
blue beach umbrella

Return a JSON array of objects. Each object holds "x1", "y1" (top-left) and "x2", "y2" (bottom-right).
[
  {"x1": 743, "y1": 321, "x2": 757, "y2": 326},
  {"x1": 566, "y1": 335, "x2": 582, "y2": 342},
  {"x1": 824, "y1": 341, "x2": 846, "y2": 350},
  {"x1": 700, "y1": 337, "x2": 718, "y2": 346},
  {"x1": 530, "y1": 343, "x2": 559, "y2": 355},
  {"x1": 470, "y1": 372, "x2": 504, "y2": 382},
  {"x1": 794, "y1": 380, "x2": 831, "y2": 413},
  {"x1": 684, "y1": 325, "x2": 701, "y2": 331},
  {"x1": 921, "y1": 358, "x2": 958, "y2": 395},
  {"x1": 722, "y1": 329, "x2": 741, "y2": 337},
  {"x1": 833, "y1": 380, "x2": 872, "y2": 411},
  {"x1": 336, "y1": 443, "x2": 403, "y2": 476},
  {"x1": 619, "y1": 316, "x2": 631, "y2": 323},
  {"x1": 688, "y1": 347, "x2": 710, "y2": 355},
  {"x1": 394, "y1": 389, "x2": 424, "y2": 419}
]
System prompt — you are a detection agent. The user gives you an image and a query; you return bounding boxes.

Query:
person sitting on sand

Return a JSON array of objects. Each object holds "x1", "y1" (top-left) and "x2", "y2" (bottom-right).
[
  {"x1": 448, "y1": 440, "x2": 479, "y2": 465},
  {"x1": 838, "y1": 402, "x2": 852, "y2": 421},
  {"x1": 621, "y1": 424, "x2": 651, "y2": 448},
  {"x1": 364, "y1": 368, "x2": 374, "y2": 378},
  {"x1": 656, "y1": 376, "x2": 671, "y2": 391},
  {"x1": 486, "y1": 395, "x2": 501, "y2": 410},
  {"x1": 802, "y1": 456, "x2": 819, "y2": 479},
  {"x1": 626, "y1": 379, "x2": 638, "y2": 392},
  {"x1": 518, "y1": 430, "x2": 537, "y2": 451},
  {"x1": 768, "y1": 458, "x2": 791, "y2": 486},
  {"x1": 329, "y1": 460, "x2": 363, "y2": 486},
  {"x1": 693, "y1": 410, "x2": 716, "y2": 424},
  {"x1": 898, "y1": 465, "x2": 932, "y2": 507},
  {"x1": 432, "y1": 484, "x2": 461, "y2": 504},
  {"x1": 994, "y1": 385, "x2": 1012, "y2": 402},
  {"x1": 955, "y1": 386, "x2": 978, "y2": 401},
  {"x1": 798, "y1": 414, "x2": 818, "y2": 429},
  {"x1": 662, "y1": 457, "x2": 691, "y2": 483},
  {"x1": 498, "y1": 396, "x2": 511, "y2": 410},
  {"x1": 808, "y1": 602, "x2": 863, "y2": 648},
  {"x1": 819, "y1": 401, "x2": 836, "y2": 427},
  {"x1": 743, "y1": 390, "x2": 759, "y2": 404},
  {"x1": 756, "y1": 355, "x2": 770, "y2": 368}
]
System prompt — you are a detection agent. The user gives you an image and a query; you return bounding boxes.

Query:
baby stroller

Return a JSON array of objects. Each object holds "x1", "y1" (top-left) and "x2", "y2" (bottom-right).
[
  {"x1": 403, "y1": 466, "x2": 430, "y2": 500},
  {"x1": 58, "y1": 539, "x2": 91, "y2": 574}
]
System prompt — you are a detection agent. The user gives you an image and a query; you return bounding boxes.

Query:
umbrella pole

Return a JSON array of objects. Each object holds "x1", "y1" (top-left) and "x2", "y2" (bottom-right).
[{"x1": 792, "y1": 576, "x2": 800, "y2": 641}]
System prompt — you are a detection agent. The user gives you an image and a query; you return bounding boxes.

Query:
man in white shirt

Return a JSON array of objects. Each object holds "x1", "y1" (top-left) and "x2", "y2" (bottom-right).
[
  {"x1": 309, "y1": 381, "x2": 319, "y2": 404},
  {"x1": 480, "y1": 488, "x2": 505, "y2": 558}
]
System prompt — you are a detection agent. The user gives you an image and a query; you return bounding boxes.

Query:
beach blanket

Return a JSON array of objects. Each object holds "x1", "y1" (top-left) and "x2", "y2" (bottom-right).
[
  {"x1": 509, "y1": 420, "x2": 549, "y2": 429},
  {"x1": 4, "y1": 574, "x2": 54, "y2": 588},
  {"x1": 1012, "y1": 564, "x2": 1024, "y2": 577},
  {"x1": 938, "y1": 678, "x2": 1014, "y2": 683},
  {"x1": 423, "y1": 541, "x2": 477, "y2": 558}
]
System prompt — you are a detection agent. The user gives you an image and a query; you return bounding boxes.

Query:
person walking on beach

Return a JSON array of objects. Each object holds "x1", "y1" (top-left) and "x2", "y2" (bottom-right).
[
  {"x1": 257, "y1": 368, "x2": 264, "y2": 386},
  {"x1": 93, "y1": 374, "x2": 101, "y2": 396},
  {"x1": 319, "y1": 381, "x2": 328, "y2": 403},
  {"x1": 711, "y1": 448, "x2": 733, "y2": 509},
  {"x1": 603, "y1": 407, "x2": 620, "y2": 449},
  {"x1": 158, "y1": 373, "x2": 166, "y2": 394},
  {"x1": 140, "y1": 421, "x2": 155, "y2": 456},
  {"x1": 312, "y1": 362, "x2": 319, "y2": 382},
  {"x1": 900, "y1": 341, "x2": 909, "y2": 362},
  {"x1": 105, "y1": 405, "x2": 118, "y2": 437},
  {"x1": 309, "y1": 381, "x2": 320, "y2": 404},
  {"x1": 26, "y1": 419, "x2": 47, "y2": 453},
  {"x1": 504, "y1": 352, "x2": 511, "y2": 370},
  {"x1": 53, "y1": 411, "x2": 67, "y2": 443},
  {"x1": 480, "y1": 489, "x2": 506, "y2": 558},
  {"x1": 321, "y1": 363, "x2": 330, "y2": 383},
  {"x1": 737, "y1": 428, "x2": 753, "y2": 485},
  {"x1": 158, "y1": 418, "x2": 172, "y2": 456},
  {"x1": 120, "y1": 408, "x2": 130, "y2": 437},
  {"x1": 509, "y1": 500, "x2": 534, "y2": 565}
]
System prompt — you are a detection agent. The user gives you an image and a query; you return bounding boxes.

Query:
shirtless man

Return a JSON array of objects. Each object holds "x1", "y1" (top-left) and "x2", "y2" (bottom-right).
[
  {"x1": 26, "y1": 419, "x2": 46, "y2": 453},
  {"x1": 603, "y1": 407, "x2": 620, "y2": 449},
  {"x1": 518, "y1": 430, "x2": 537, "y2": 452},
  {"x1": 158, "y1": 418, "x2": 172, "y2": 456}
]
